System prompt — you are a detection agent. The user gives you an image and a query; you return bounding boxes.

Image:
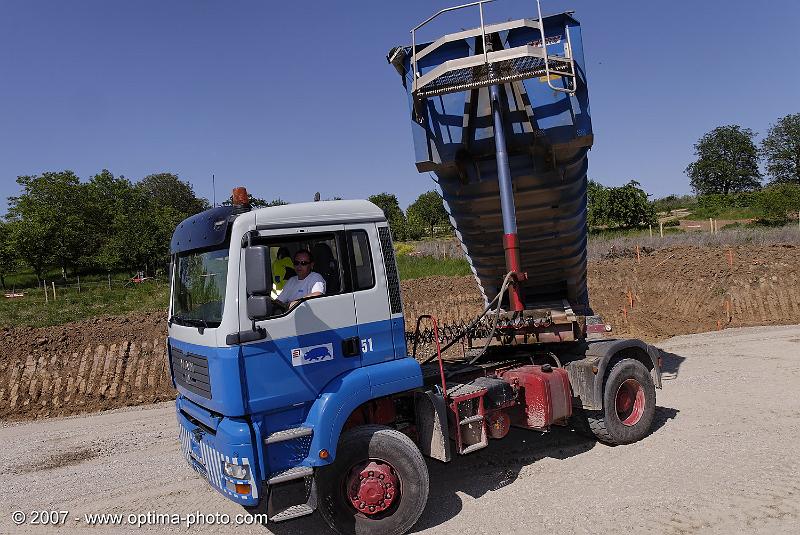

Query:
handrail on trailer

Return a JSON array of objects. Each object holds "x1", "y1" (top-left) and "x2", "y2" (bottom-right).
[
  {"x1": 410, "y1": 0, "x2": 575, "y2": 96},
  {"x1": 410, "y1": 0, "x2": 494, "y2": 93}
]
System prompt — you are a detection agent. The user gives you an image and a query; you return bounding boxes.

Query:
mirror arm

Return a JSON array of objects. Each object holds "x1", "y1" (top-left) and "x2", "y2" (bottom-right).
[{"x1": 241, "y1": 230, "x2": 258, "y2": 248}]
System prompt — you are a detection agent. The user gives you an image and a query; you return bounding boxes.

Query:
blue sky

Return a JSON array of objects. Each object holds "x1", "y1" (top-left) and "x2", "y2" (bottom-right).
[{"x1": 1, "y1": 0, "x2": 798, "y2": 212}]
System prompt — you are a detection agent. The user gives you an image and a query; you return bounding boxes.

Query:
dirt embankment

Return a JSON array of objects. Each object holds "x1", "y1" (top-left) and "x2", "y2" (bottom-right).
[
  {"x1": 0, "y1": 311, "x2": 171, "y2": 421},
  {"x1": 1, "y1": 243, "x2": 799, "y2": 421}
]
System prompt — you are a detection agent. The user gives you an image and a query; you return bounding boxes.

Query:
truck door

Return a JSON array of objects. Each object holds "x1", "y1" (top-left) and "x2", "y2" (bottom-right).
[
  {"x1": 345, "y1": 223, "x2": 400, "y2": 366},
  {"x1": 237, "y1": 225, "x2": 361, "y2": 414}
]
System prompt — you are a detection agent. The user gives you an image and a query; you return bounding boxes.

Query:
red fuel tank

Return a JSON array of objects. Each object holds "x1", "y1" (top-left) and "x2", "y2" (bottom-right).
[{"x1": 498, "y1": 365, "x2": 572, "y2": 429}]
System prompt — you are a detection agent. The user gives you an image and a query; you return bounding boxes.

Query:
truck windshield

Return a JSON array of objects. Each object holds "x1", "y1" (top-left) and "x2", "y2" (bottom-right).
[{"x1": 172, "y1": 248, "x2": 229, "y2": 328}]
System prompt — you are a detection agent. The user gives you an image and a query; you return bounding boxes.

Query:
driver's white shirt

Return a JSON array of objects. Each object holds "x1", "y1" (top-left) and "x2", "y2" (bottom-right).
[{"x1": 276, "y1": 272, "x2": 326, "y2": 303}]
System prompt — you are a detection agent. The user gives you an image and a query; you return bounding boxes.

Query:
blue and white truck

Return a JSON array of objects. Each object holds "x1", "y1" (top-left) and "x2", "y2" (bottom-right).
[{"x1": 168, "y1": 3, "x2": 663, "y2": 534}]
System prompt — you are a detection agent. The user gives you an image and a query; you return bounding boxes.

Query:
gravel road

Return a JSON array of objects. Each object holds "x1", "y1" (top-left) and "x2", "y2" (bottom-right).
[{"x1": 2, "y1": 325, "x2": 799, "y2": 534}]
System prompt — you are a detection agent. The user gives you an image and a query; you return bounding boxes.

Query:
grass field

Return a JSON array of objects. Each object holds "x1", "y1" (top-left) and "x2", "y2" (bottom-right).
[
  {"x1": 4, "y1": 225, "x2": 798, "y2": 328},
  {"x1": 396, "y1": 254, "x2": 471, "y2": 279},
  {"x1": 0, "y1": 281, "x2": 168, "y2": 328}
]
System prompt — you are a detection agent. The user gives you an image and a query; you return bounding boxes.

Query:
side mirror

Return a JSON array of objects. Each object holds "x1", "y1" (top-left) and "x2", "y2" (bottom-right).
[
  {"x1": 245, "y1": 246, "x2": 272, "y2": 296},
  {"x1": 247, "y1": 295, "x2": 272, "y2": 321},
  {"x1": 245, "y1": 245, "x2": 273, "y2": 321}
]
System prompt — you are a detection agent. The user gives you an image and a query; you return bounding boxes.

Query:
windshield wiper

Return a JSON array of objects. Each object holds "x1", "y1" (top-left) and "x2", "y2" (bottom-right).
[{"x1": 173, "y1": 317, "x2": 210, "y2": 333}]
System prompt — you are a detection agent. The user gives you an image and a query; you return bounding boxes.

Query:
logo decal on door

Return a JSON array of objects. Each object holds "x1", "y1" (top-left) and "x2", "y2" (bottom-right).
[{"x1": 291, "y1": 343, "x2": 335, "y2": 366}]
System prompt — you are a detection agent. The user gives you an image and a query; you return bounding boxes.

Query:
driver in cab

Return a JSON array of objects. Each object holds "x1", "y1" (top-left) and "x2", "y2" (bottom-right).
[{"x1": 276, "y1": 250, "x2": 326, "y2": 308}]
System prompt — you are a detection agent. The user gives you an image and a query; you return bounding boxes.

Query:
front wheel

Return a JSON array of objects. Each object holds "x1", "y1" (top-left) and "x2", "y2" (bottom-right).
[
  {"x1": 584, "y1": 358, "x2": 656, "y2": 445},
  {"x1": 316, "y1": 425, "x2": 429, "y2": 535}
]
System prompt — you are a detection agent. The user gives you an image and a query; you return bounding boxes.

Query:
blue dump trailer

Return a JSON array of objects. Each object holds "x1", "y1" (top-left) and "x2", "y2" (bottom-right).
[
  {"x1": 388, "y1": 5, "x2": 592, "y2": 314},
  {"x1": 168, "y1": 3, "x2": 662, "y2": 534}
]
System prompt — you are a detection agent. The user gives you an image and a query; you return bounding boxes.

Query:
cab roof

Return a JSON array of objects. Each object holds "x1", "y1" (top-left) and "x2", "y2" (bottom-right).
[{"x1": 253, "y1": 200, "x2": 386, "y2": 229}]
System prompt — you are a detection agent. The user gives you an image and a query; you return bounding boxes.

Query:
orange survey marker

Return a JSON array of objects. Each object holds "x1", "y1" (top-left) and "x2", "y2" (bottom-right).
[{"x1": 727, "y1": 249, "x2": 733, "y2": 267}]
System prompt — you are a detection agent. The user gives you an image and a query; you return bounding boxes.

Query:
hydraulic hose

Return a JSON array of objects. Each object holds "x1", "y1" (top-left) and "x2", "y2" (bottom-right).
[{"x1": 420, "y1": 271, "x2": 516, "y2": 365}]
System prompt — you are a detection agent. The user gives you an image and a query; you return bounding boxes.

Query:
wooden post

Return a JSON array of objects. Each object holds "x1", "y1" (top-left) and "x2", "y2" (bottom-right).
[
  {"x1": 77, "y1": 275, "x2": 81, "y2": 293},
  {"x1": 659, "y1": 221, "x2": 664, "y2": 237},
  {"x1": 636, "y1": 245, "x2": 641, "y2": 264},
  {"x1": 709, "y1": 218, "x2": 713, "y2": 233},
  {"x1": 727, "y1": 249, "x2": 733, "y2": 267},
  {"x1": 649, "y1": 225, "x2": 653, "y2": 238},
  {"x1": 716, "y1": 320, "x2": 722, "y2": 331},
  {"x1": 108, "y1": 274, "x2": 111, "y2": 290},
  {"x1": 44, "y1": 280, "x2": 48, "y2": 303},
  {"x1": 52, "y1": 281, "x2": 56, "y2": 300}
]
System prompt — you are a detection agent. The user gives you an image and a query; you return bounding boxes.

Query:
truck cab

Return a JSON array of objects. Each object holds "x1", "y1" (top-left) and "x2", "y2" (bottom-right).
[{"x1": 168, "y1": 197, "x2": 422, "y2": 526}]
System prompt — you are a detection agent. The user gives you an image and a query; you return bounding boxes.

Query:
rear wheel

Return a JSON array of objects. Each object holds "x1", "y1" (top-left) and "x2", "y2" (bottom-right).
[
  {"x1": 584, "y1": 358, "x2": 656, "y2": 445},
  {"x1": 316, "y1": 425, "x2": 429, "y2": 535}
]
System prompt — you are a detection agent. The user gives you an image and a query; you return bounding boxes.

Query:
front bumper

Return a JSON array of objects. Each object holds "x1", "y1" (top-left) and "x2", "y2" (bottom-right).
[{"x1": 175, "y1": 397, "x2": 261, "y2": 506}]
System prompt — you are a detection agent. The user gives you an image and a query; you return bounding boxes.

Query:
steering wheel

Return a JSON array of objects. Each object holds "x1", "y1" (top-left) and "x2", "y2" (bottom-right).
[{"x1": 271, "y1": 298, "x2": 288, "y2": 313}]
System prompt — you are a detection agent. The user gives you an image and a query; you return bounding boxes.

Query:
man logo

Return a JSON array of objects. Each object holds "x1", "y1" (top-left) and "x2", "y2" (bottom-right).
[{"x1": 291, "y1": 343, "x2": 335, "y2": 367}]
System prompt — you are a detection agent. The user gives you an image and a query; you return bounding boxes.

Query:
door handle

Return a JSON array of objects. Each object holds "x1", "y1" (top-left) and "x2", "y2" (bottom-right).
[{"x1": 342, "y1": 337, "x2": 361, "y2": 357}]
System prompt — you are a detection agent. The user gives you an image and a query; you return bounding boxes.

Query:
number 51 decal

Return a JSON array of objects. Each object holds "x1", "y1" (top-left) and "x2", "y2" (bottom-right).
[{"x1": 360, "y1": 338, "x2": 374, "y2": 354}]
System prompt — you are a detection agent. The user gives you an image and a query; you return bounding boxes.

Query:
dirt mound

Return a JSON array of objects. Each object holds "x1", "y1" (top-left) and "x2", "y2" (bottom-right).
[
  {"x1": 0, "y1": 310, "x2": 172, "y2": 421},
  {"x1": 403, "y1": 244, "x2": 800, "y2": 343},
  {"x1": 588, "y1": 243, "x2": 800, "y2": 341},
  {"x1": 2, "y1": 243, "x2": 799, "y2": 422}
]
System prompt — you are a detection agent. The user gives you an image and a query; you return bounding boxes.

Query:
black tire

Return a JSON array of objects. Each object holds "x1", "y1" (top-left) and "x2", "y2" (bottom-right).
[
  {"x1": 316, "y1": 425, "x2": 429, "y2": 535},
  {"x1": 585, "y1": 358, "x2": 656, "y2": 445}
]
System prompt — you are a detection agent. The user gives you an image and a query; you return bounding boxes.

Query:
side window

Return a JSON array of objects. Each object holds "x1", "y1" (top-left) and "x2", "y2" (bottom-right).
[
  {"x1": 254, "y1": 233, "x2": 346, "y2": 317},
  {"x1": 348, "y1": 230, "x2": 374, "y2": 291}
]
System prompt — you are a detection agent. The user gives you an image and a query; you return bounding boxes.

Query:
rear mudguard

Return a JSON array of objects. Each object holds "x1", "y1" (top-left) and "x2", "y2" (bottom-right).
[{"x1": 565, "y1": 338, "x2": 662, "y2": 411}]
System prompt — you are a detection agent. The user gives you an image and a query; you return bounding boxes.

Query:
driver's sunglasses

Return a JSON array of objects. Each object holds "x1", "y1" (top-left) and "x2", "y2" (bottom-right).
[{"x1": 293, "y1": 260, "x2": 312, "y2": 266}]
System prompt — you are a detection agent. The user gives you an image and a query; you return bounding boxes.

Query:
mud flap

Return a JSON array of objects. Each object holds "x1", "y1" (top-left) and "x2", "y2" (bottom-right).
[{"x1": 414, "y1": 390, "x2": 451, "y2": 462}]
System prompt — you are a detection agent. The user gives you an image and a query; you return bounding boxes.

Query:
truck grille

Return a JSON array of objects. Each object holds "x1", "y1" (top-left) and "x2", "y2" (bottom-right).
[{"x1": 171, "y1": 347, "x2": 212, "y2": 399}]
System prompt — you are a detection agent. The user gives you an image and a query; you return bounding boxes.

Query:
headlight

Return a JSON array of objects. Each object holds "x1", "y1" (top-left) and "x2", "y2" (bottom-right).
[{"x1": 223, "y1": 462, "x2": 249, "y2": 480}]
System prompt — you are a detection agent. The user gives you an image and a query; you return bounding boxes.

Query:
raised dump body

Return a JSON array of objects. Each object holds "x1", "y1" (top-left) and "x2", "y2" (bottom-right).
[{"x1": 389, "y1": 7, "x2": 593, "y2": 313}]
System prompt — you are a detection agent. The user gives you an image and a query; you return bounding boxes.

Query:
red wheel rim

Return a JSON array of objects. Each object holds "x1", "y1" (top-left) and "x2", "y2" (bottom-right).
[
  {"x1": 615, "y1": 378, "x2": 645, "y2": 426},
  {"x1": 345, "y1": 459, "x2": 400, "y2": 516}
]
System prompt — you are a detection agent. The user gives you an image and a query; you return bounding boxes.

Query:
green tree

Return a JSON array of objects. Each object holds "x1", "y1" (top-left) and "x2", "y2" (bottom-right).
[
  {"x1": 587, "y1": 180, "x2": 656, "y2": 228},
  {"x1": 685, "y1": 125, "x2": 761, "y2": 194},
  {"x1": 85, "y1": 170, "x2": 136, "y2": 271},
  {"x1": 0, "y1": 220, "x2": 20, "y2": 289},
  {"x1": 137, "y1": 173, "x2": 209, "y2": 216},
  {"x1": 6, "y1": 171, "x2": 90, "y2": 279},
  {"x1": 761, "y1": 113, "x2": 800, "y2": 185},
  {"x1": 753, "y1": 183, "x2": 800, "y2": 224},
  {"x1": 407, "y1": 190, "x2": 449, "y2": 238},
  {"x1": 102, "y1": 187, "x2": 183, "y2": 275},
  {"x1": 587, "y1": 179, "x2": 609, "y2": 227},
  {"x1": 368, "y1": 193, "x2": 407, "y2": 240},
  {"x1": 607, "y1": 181, "x2": 657, "y2": 227}
]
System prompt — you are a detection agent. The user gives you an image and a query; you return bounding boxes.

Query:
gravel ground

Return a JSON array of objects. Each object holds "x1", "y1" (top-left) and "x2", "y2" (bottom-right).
[{"x1": 1, "y1": 325, "x2": 799, "y2": 534}]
